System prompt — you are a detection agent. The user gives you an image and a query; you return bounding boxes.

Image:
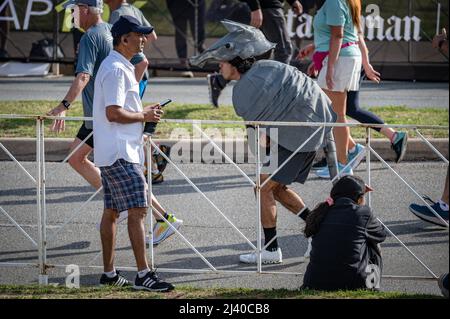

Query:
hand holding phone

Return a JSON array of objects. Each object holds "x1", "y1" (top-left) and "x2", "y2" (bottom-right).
[{"x1": 144, "y1": 99, "x2": 172, "y2": 135}]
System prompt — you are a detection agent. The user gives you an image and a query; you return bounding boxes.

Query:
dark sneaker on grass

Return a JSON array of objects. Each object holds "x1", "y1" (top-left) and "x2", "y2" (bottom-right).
[
  {"x1": 391, "y1": 131, "x2": 408, "y2": 163},
  {"x1": 134, "y1": 271, "x2": 174, "y2": 292},
  {"x1": 99, "y1": 271, "x2": 131, "y2": 287}
]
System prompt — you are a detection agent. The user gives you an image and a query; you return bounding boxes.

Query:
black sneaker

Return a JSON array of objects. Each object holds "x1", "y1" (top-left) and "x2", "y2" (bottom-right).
[
  {"x1": 207, "y1": 74, "x2": 222, "y2": 108},
  {"x1": 134, "y1": 271, "x2": 174, "y2": 292},
  {"x1": 99, "y1": 271, "x2": 131, "y2": 287},
  {"x1": 155, "y1": 145, "x2": 171, "y2": 173},
  {"x1": 311, "y1": 156, "x2": 328, "y2": 171},
  {"x1": 391, "y1": 131, "x2": 408, "y2": 163},
  {"x1": 152, "y1": 172, "x2": 164, "y2": 184}
]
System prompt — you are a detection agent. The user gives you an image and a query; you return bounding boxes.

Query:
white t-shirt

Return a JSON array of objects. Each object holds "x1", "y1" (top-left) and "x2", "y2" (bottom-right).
[{"x1": 93, "y1": 50, "x2": 144, "y2": 167}]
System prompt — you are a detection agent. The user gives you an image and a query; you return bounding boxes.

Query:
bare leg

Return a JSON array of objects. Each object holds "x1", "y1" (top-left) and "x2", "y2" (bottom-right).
[
  {"x1": 324, "y1": 89, "x2": 349, "y2": 165},
  {"x1": 100, "y1": 209, "x2": 118, "y2": 272},
  {"x1": 380, "y1": 127, "x2": 396, "y2": 142},
  {"x1": 348, "y1": 135, "x2": 357, "y2": 150},
  {"x1": 128, "y1": 207, "x2": 149, "y2": 271},
  {"x1": 68, "y1": 138, "x2": 102, "y2": 189},
  {"x1": 144, "y1": 183, "x2": 167, "y2": 219},
  {"x1": 260, "y1": 175, "x2": 278, "y2": 228},
  {"x1": 274, "y1": 186, "x2": 305, "y2": 214},
  {"x1": 150, "y1": 193, "x2": 167, "y2": 219}
]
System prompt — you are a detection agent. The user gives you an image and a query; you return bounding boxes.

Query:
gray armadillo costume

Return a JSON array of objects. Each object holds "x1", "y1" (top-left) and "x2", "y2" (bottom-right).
[{"x1": 190, "y1": 20, "x2": 339, "y2": 180}]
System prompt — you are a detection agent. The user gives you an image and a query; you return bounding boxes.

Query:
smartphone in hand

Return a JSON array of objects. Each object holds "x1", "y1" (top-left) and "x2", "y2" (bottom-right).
[
  {"x1": 159, "y1": 99, "x2": 172, "y2": 108},
  {"x1": 144, "y1": 99, "x2": 172, "y2": 135}
]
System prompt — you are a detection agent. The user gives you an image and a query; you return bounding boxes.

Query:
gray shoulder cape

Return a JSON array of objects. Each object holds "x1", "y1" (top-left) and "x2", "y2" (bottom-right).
[{"x1": 232, "y1": 60, "x2": 337, "y2": 152}]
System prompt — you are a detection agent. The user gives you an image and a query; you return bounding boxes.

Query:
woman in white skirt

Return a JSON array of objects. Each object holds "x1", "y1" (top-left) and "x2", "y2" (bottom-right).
[
  {"x1": 306, "y1": 0, "x2": 365, "y2": 175},
  {"x1": 298, "y1": 0, "x2": 409, "y2": 178}
]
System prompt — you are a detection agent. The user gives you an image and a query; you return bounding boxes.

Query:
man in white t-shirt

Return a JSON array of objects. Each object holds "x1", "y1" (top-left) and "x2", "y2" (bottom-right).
[{"x1": 93, "y1": 15, "x2": 175, "y2": 291}]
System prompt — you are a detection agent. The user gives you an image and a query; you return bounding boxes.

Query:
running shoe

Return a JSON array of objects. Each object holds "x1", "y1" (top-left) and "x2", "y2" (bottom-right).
[
  {"x1": 133, "y1": 271, "x2": 174, "y2": 292},
  {"x1": 151, "y1": 172, "x2": 164, "y2": 184},
  {"x1": 348, "y1": 143, "x2": 366, "y2": 170},
  {"x1": 147, "y1": 214, "x2": 183, "y2": 245},
  {"x1": 315, "y1": 162, "x2": 354, "y2": 179},
  {"x1": 409, "y1": 202, "x2": 449, "y2": 227},
  {"x1": 391, "y1": 131, "x2": 408, "y2": 163},
  {"x1": 99, "y1": 271, "x2": 131, "y2": 287},
  {"x1": 239, "y1": 248, "x2": 282, "y2": 264},
  {"x1": 155, "y1": 145, "x2": 171, "y2": 173}
]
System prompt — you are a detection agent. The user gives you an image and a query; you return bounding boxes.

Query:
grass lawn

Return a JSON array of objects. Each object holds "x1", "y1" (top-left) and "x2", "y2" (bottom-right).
[
  {"x1": 0, "y1": 284, "x2": 444, "y2": 299},
  {"x1": 0, "y1": 101, "x2": 448, "y2": 139}
]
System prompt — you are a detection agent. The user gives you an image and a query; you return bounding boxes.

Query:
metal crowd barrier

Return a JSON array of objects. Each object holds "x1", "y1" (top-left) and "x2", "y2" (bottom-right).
[{"x1": 0, "y1": 114, "x2": 448, "y2": 285}]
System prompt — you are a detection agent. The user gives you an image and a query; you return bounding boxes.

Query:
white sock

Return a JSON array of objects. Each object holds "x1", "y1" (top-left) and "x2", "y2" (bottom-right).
[
  {"x1": 438, "y1": 200, "x2": 449, "y2": 212},
  {"x1": 137, "y1": 268, "x2": 150, "y2": 278},
  {"x1": 152, "y1": 169, "x2": 160, "y2": 174},
  {"x1": 104, "y1": 269, "x2": 117, "y2": 278},
  {"x1": 349, "y1": 145, "x2": 356, "y2": 154}
]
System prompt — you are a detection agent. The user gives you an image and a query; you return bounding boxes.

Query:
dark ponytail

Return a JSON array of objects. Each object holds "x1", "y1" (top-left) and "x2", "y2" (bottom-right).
[{"x1": 304, "y1": 201, "x2": 332, "y2": 238}]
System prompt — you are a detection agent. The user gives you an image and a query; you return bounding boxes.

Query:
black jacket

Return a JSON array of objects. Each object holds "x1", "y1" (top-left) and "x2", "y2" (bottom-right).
[
  {"x1": 239, "y1": 0, "x2": 298, "y2": 11},
  {"x1": 303, "y1": 197, "x2": 387, "y2": 291}
]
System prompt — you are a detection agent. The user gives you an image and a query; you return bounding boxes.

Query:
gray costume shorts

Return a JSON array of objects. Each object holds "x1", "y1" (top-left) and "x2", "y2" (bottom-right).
[{"x1": 263, "y1": 145, "x2": 316, "y2": 185}]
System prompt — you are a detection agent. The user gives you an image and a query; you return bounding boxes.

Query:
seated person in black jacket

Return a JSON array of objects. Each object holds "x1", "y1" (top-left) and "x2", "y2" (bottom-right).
[{"x1": 302, "y1": 175, "x2": 387, "y2": 291}]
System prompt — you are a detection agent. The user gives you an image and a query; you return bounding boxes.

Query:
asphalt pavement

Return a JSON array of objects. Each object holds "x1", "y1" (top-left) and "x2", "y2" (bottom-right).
[
  {"x1": 0, "y1": 161, "x2": 448, "y2": 295},
  {"x1": 0, "y1": 76, "x2": 448, "y2": 109}
]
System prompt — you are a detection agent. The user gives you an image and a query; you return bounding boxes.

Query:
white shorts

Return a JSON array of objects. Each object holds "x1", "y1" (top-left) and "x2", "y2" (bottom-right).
[{"x1": 317, "y1": 55, "x2": 362, "y2": 92}]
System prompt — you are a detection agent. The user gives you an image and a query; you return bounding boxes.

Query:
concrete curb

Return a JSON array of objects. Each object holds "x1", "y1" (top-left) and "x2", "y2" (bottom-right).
[{"x1": 0, "y1": 138, "x2": 448, "y2": 163}]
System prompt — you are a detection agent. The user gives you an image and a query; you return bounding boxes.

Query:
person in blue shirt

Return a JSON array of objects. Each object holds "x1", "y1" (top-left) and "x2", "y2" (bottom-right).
[{"x1": 47, "y1": 0, "x2": 112, "y2": 190}]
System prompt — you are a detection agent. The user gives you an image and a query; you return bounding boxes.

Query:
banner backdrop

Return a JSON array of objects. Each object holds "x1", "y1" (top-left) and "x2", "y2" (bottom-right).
[{"x1": 0, "y1": 0, "x2": 448, "y2": 79}]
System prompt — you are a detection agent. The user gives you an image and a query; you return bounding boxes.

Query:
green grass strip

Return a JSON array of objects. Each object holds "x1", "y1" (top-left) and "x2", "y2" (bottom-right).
[
  {"x1": 0, "y1": 284, "x2": 443, "y2": 299},
  {"x1": 0, "y1": 101, "x2": 448, "y2": 139}
]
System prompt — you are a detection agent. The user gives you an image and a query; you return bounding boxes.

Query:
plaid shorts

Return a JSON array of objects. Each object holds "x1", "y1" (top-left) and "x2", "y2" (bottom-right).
[{"x1": 100, "y1": 159, "x2": 148, "y2": 213}]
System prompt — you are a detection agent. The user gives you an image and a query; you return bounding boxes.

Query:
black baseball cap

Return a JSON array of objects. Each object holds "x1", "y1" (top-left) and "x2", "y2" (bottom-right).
[
  {"x1": 331, "y1": 175, "x2": 373, "y2": 200},
  {"x1": 111, "y1": 15, "x2": 154, "y2": 37}
]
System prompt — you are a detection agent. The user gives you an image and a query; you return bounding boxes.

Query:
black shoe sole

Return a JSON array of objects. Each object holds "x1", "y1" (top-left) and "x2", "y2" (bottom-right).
[{"x1": 410, "y1": 209, "x2": 449, "y2": 227}]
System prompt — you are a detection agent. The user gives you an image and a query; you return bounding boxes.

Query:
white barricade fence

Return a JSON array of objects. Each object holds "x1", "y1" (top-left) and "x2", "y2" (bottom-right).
[{"x1": 0, "y1": 114, "x2": 448, "y2": 286}]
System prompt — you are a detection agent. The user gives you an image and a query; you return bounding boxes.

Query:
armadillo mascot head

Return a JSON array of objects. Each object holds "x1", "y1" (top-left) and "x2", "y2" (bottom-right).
[{"x1": 189, "y1": 20, "x2": 276, "y2": 67}]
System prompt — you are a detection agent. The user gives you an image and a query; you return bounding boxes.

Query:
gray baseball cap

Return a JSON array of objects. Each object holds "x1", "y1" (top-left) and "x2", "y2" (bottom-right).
[{"x1": 189, "y1": 20, "x2": 276, "y2": 67}]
